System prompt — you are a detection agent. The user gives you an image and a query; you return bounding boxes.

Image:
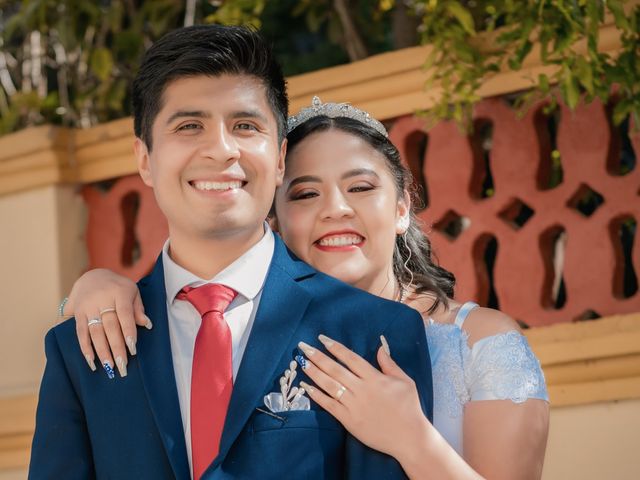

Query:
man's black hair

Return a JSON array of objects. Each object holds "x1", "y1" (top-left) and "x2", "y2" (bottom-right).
[{"x1": 132, "y1": 24, "x2": 288, "y2": 150}]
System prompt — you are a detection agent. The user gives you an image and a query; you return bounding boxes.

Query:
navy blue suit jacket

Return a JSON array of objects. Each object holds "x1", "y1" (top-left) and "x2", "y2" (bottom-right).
[{"x1": 30, "y1": 236, "x2": 433, "y2": 479}]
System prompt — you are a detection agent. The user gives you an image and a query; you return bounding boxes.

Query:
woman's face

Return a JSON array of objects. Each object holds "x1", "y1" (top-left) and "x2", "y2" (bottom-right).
[{"x1": 274, "y1": 128, "x2": 408, "y2": 296}]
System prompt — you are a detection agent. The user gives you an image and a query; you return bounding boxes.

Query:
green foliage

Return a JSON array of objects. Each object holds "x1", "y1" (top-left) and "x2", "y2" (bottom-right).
[
  {"x1": 0, "y1": 0, "x2": 638, "y2": 134},
  {"x1": 0, "y1": 0, "x2": 185, "y2": 133},
  {"x1": 410, "y1": 0, "x2": 640, "y2": 129}
]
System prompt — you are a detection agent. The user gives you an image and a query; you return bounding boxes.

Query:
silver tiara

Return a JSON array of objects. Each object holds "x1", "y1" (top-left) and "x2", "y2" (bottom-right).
[{"x1": 287, "y1": 96, "x2": 388, "y2": 137}]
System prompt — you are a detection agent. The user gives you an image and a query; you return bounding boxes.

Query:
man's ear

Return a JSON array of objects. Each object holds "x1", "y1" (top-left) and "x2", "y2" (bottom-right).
[
  {"x1": 134, "y1": 138, "x2": 153, "y2": 187},
  {"x1": 275, "y1": 138, "x2": 287, "y2": 186},
  {"x1": 395, "y1": 190, "x2": 411, "y2": 234}
]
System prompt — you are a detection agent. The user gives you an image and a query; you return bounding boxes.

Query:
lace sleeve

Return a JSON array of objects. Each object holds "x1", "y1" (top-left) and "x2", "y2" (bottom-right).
[{"x1": 464, "y1": 330, "x2": 549, "y2": 403}]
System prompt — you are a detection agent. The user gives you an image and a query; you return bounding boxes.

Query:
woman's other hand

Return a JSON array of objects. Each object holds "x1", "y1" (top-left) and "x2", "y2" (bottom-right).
[{"x1": 64, "y1": 269, "x2": 150, "y2": 378}]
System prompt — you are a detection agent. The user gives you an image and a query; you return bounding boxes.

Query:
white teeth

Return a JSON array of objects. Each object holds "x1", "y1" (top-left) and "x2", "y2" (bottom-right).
[
  {"x1": 318, "y1": 234, "x2": 363, "y2": 247},
  {"x1": 192, "y1": 180, "x2": 242, "y2": 191}
]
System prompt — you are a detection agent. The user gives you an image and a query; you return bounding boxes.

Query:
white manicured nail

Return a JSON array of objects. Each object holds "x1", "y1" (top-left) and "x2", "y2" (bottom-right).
[
  {"x1": 85, "y1": 355, "x2": 96, "y2": 371},
  {"x1": 318, "y1": 334, "x2": 334, "y2": 348},
  {"x1": 115, "y1": 356, "x2": 127, "y2": 378},
  {"x1": 126, "y1": 336, "x2": 137, "y2": 356},
  {"x1": 380, "y1": 335, "x2": 391, "y2": 356},
  {"x1": 298, "y1": 341, "x2": 316, "y2": 356}
]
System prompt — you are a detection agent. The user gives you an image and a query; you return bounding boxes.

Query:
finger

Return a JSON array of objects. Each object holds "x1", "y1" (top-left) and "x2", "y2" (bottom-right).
[
  {"x1": 299, "y1": 356, "x2": 354, "y2": 406},
  {"x1": 74, "y1": 315, "x2": 96, "y2": 371},
  {"x1": 85, "y1": 313, "x2": 116, "y2": 380},
  {"x1": 101, "y1": 311, "x2": 128, "y2": 378},
  {"x1": 114, "y1": 297, "x2": 138, "y2": 356},
  {"x1": 299, "y1": 381, "x2": 348, "y2": 421},
  {"x1": 133, "y1": 292, "x2": 152, "y2": 329},
  {"x1": 317, "y1": 334, "x2": 379, "y2": 379},
  {"x1": 298, "y1": 341, "x2": 360, "y2": 389},
  {"x1": 376, "y1": 346, "x2": 410, "y2": 379},
  {"x1": 62, "y1": 296, "x2": 73, "y2": 317}
]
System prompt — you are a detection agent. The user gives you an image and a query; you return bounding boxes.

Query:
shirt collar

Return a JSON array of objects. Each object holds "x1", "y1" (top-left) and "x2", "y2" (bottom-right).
[{"x1": 162, "y1": 224, "x2": 275, "y2": 303}]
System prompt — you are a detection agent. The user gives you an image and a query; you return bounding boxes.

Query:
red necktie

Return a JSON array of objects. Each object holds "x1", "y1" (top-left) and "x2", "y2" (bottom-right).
[{"x1": 177, "y1": 284, "x2": 237, "y2": 480}]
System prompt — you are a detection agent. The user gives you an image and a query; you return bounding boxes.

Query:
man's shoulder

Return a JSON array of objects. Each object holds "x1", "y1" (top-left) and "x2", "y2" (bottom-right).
[
  {"x1": 302, "y1": 270, "x2": 419, "y2": 317},
  {"x1": 44, "y1": 317, "x2": 82, "y2": 353}
]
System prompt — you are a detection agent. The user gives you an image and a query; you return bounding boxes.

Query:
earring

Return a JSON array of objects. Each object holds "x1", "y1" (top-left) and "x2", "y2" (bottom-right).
[
  {"x1": 402, "y1": 231, "x2": 414, "y2": 288},
  {"x1": 397, "y1": 215, "x2": 410, "y2": 233}
]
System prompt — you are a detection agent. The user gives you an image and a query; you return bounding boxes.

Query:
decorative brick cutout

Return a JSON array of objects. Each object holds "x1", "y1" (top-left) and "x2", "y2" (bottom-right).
[{"x1": 498, "y1": 198, "x2": 535, "y2": 230}]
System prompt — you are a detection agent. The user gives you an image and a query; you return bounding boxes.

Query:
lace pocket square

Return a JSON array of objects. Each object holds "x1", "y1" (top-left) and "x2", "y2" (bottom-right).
[{"x1": 263, "y1": 360, "x2": 310, "y2": 413}]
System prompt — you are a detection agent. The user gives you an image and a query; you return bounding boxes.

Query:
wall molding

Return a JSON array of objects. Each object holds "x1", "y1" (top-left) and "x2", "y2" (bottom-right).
[{"x1": 2, "y1": 313, "x2": 639, "y2": 469}]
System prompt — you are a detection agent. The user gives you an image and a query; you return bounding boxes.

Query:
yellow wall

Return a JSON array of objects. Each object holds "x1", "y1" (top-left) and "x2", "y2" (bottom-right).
[{"x1": 543, "y1": 398, "x2": 640, "y2": 480}]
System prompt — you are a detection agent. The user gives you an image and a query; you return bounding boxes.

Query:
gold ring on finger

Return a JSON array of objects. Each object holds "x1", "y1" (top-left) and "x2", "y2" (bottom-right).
[
  {"x1": 87, "y1": 317, "x2": 102, "y2": 327},
  {"x1": 335, "y1": 384, "x2": 347, "y2": 401},
  {"x1": 99, "y1": 307, "x2": 116, "y2": 318}
]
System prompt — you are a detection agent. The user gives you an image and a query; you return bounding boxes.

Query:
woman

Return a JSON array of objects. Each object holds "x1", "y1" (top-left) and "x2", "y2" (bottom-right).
[{"x1": 64, "y1": 98, "x2": 549, "y2": 479}]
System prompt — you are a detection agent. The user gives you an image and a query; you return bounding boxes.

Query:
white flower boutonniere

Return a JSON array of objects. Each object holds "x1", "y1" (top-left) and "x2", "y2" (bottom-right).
[{"x1": 263, "y1": 360, "x2": 310, "y2": 412}]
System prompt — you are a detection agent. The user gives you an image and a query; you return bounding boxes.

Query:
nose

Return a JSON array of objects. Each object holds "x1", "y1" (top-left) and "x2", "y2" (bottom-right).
[
  {"x1": 200, "y1": 123, "x2": 240, "y2": 163},
  {"x1": 320, "y1": 188, "x2": 355, "y2": 221}
]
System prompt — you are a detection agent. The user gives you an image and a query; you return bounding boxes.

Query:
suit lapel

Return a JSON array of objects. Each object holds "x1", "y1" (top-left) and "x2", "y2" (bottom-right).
[
  {"x1": 137, "y1": 257, "x2": 191, "y2": 480},
  {"x1": 213, "y1": 237, "x2": 314, "y2": 467}
]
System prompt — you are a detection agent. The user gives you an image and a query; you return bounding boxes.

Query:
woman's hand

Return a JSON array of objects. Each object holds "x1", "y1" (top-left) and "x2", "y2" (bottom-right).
[
  {"x1": 64, "y1": 268, "x2": 150, "y2": 378},
  {"x1": 296, "y1": 335, "x2": 431, "y2": 460}
]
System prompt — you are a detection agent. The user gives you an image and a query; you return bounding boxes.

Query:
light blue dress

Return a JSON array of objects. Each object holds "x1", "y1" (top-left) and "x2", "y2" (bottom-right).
[{"x1": 425, "y1": 302, "x2": 549, "y2": 454}]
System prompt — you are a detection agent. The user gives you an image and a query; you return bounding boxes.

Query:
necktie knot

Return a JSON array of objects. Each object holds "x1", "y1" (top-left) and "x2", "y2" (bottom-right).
[{"x1": 177, "y1": 283, "x2": 237, "y2": 317}]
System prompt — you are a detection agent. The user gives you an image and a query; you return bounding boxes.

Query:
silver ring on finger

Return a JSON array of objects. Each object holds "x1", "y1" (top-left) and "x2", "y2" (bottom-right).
[
  {"x1": 335, "y1": 384, "x2": 347, "y2": 401},
  {"x1": 99, "y1": 307, "x2": 116, "y2": 318},
  {"x1": 87, "y1": 317, "x2": 102, "y2": 327}
]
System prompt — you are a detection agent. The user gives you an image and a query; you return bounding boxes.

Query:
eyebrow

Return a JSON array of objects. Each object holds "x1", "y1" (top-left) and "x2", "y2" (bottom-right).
[
  {"x1": 286, "y1": 175, "x2": 321, "y2": 192},
  {"x1": 165, "y1": 110, "x2": 211, "y2": 125},
  {"x1": 165, "y1": 109, "x2": 269, "y2": 126},
  {"x1": 286, "y1": 168, "x2": 380, "y2": 193},
  {"x1": 341, "y1": 168, "x2": 380, "y2": 180},
  {"x1": 230, "y1": 109, "x2": 269, "y2": 123}
]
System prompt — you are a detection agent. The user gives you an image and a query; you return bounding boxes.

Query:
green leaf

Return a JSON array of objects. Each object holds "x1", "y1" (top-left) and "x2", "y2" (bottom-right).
[
  {"x1": 607, "y1": 0, "x2": 630, "y2": 30},
  {"x1": 612, "y1": 99, "x2": 632, "y2": 126},
  {"x1": 575, "y1": 57, "x2": 594, "y2": 96},
  {"x1": 446, "y1": 2, "x2": 475, "y2": 35},
  {"x1": 562, "y1": 65, "x2": 580, "y2": 109},
  {"x1": 90, "y1": 48, "x2": 114, "y2": 82}
]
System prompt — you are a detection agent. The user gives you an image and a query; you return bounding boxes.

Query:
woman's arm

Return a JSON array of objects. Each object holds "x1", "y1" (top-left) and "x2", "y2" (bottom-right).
[
  {"x1": 464, "y1": 400, "x2": 548, "y2": 479},
  {"x1": 64, "y1": 268, "x2": 149, "y2": 377},
  {"x1": 460, "y1": 307, "x2": 550, "y2": 480},
  {"x1": 297, "y1": 336, "x2": 483, "y2": 479}
]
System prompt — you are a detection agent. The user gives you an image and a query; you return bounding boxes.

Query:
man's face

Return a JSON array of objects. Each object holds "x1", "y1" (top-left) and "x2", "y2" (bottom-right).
[{"x1": 135, "y1": 74, "x2": 286, "y2": 243}]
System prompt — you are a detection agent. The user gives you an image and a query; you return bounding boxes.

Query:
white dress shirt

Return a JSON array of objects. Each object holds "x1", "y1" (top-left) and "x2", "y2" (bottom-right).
[{"x1": 161, "y1": 226, "x2": 275, "y2": 475}]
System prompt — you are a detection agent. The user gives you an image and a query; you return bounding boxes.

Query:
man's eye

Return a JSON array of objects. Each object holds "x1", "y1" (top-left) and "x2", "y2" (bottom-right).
[
  {"x1": 235, "y1": 123, "x2": 258, "y2": 131},
  {"x1": 176, "y1": 123, "x2": 201, "y2": 131}
]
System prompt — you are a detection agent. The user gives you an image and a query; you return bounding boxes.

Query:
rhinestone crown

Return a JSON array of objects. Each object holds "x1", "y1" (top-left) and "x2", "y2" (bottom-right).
[{"x1": 287, "y1": 96, "x2": 388, "y2": 137}]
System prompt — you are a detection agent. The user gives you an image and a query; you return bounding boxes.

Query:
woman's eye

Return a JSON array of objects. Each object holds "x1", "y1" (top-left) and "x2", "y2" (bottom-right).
[
  {"x1": 291, "y1": 191, "x2": 318, "y2": 201},
  {"x1": 349, "y1": 184, "x2": 375, "y2": 193}
]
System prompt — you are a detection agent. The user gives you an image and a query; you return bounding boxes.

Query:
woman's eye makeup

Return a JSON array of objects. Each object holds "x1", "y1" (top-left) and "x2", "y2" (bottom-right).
[
  {"x1": 289, "y1": 189, "x2": 318, "y2": 201},
  {"x1": 349, "y1": 183, "x2": 376, "y2": 193}
]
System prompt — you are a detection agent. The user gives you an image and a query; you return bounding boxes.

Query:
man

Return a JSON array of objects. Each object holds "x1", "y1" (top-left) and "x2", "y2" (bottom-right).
[{"x1": 29, "y1": 25, "x2": 432, "y2": 479}]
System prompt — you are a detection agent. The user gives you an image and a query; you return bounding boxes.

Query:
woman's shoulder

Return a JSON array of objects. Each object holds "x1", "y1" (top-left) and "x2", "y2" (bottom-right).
[{"x1": 462, "y1": 306, "x2": 521, "y2": 346}]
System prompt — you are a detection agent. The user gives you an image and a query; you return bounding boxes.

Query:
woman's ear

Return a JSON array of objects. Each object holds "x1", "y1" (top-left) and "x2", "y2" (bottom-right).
[{"x1": 395, "y1": 190, "x2": 411, "y2": 234}]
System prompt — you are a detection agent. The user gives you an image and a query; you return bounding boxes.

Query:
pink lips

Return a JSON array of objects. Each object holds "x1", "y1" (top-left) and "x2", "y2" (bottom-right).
[{"x1": 314, "y1": 230, "x2": 365, "y2": 252}]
